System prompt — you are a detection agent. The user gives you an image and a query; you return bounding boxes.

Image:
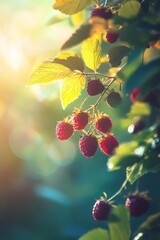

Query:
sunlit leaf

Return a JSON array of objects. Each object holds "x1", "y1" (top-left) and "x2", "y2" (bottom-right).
[
  {"x1": 53, "y1": 0, "x2": 94, "y2": 15},
  {"x1": 79, "y1": 228, "x2": 109, "y2": 240},
  {"x1": 81, "y1": 37, "x2": 101, "y2": 71},
  {"x1": 61, "y1": 24, "x2": 93, "y2": 50},
  {"x1": 60, "y1": 73, "x2": 86, "y2": 109},
  {"x1": 28, "y1": 61, "x2": 73, "y2": 86},
  {"x1": 108, "y1": 206, "x2": 131, "y2": 240},
  {"x1": 118, "y1": 1, "x2": 141, "y2": 19},
  {"x1": 54, "y1": 51, "x2": 85, "y2": 72},
  {"x1": 128, "y1": 103, "x2": 151, "y2": 117},
  {"x1": 71, "y1": 11, "x2": 85, "y2": 27}
]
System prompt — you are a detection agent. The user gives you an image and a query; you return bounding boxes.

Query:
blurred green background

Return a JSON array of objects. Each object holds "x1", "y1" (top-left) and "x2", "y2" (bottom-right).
[{"x1": 0, "y1": 1, "x2": 159, "y2": 239}]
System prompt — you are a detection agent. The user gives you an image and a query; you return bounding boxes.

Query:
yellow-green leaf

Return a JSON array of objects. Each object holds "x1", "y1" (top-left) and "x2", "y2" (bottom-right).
[
  {"x1": 119, "y1": 1, "x2": 141, "y2": 19},
  {"x1": 71, "y1": 11, "x2": 85, "y2": 27},
  {"x1": 53, "y1": 51, "x2": 84, "y2": 72},
  {"x1": 60, "y1": 73, "x2": 86, "y2": 109},
  {"x1": 81, "y1": 37, "x2": 101, "y2": 71},
  {"x1": 128, "y1": 102, "x2": 151, "y2": 117},
  {"x1": 53, "y1": 0, "x2": 94, "y2": 15},
  {"x1": 28, "y1": 61, "x2": 73, "y2": 86}
]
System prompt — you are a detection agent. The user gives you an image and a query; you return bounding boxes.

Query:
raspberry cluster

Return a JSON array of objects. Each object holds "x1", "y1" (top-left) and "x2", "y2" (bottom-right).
[
  {"x1": 55, "y1": 110, "x2": 119, "y2": 158},
  {"x1": 55, "y1": 77, "x2": 121, "y2": 158}
]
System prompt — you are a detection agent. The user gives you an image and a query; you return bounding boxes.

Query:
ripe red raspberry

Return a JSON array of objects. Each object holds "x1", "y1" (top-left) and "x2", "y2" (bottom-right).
[
  {"x1": 87, "y1": 79, "x2": 105, "y2": 96},
  {"x1": 91, "y1": 7, "x2": 112, "y2": 20},
  {"x1": 99, "y1": 134, "x2": 119, "y2": 156},
  {"x1": 95, "y1": 115, "x2": 112, "y2": 134},
  {"x1": 92, "y1": 200, "x2": 111, "y2": 221},
  {"x1": 106, "y1": 30, "x2": 119, "y2": 43},
  {"x1": 130, "y1": 88, "x2": 141, "y2": 103},
  {"x1": 72, "y1": 111, "x2": 89, "y2": 130},
  {"x1": 125, "y1": 192, "x2": 150, "y2": 217},
  {"x1": 106, "y1": 91, "x2": 122, "y2": 108},
  {"x1": 56, "y1": 121, "x2": 73, "y2": 140},
  {"x1": 79, "y1": 135, "x2": 98, "y2": 158}
]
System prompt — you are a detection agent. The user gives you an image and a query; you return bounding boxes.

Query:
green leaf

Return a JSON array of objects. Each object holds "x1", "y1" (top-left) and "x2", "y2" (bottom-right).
[
  {"x1": 135, "y1": 212, "x2": 160, "y2": 240},
  {"x1": 54, "y1": 51, "x2": 85, "y2": 72},
  {"x1": 118, "y1": 1, "x2": 141, "y2": 19},
  {"x1": 107, "y1": 141, "x2": 141, "y2": 171},
  {"x1": 108, "y1": 206, "x2": 131, "y2": 240},
  {"x1": 108, "y1": 46, "x2": 131, "y2": 67},
  {"x1": 125, "y1": 58, "x2": 160, "y2": 99},
  {"x1": 81, "y1": 37, "x2": 101, "y2": 71},
  {"x1": 28, "y1": 61, "x2": 73, "y2": 86},
  {"x1": 79, "y1": 228, "x2": 109, "y2": 240},
  {"x1": 118, "y1": 48, "x2": 144, "y2": 82},
  {"x1": 126, "y1": 163, "x2": 145, "y2": 184},
  {"x1": 61, "y1": 24, "x2": 92, "y2": 50},
  {"x1": 53, "y1": 0, "x2": 94, "y2": 15},
  {"x1": 128, "y1": 102, "x2": 151, "y2": 117},
  {"x1": 60, "y1": 73, "x2": 86, "y2": 109}
]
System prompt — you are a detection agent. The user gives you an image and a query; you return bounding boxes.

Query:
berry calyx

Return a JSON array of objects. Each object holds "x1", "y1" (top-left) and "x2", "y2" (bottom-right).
[
  {"x1": 106, "y1": 30, "x2": 119, "y2": 43},
  {"x1": 56, "y1": 121, "x2": 74, "y2": 140},
  {"x1": 92, "y1": 200, "x2": 111, "y2": 221},
  {"x1": 95, "y1": 114, "x2": 112, "y2": 134},
  {"x1": 91, "y1": 7, "x2": 112, "y2": 20},
  {"x1": 72, "y1": 110, "x2": 89, "y2": 130},
  {"x1": 79, "y1": 134, "x2": 98, "y2": 158},
  {"x1": 125, "y1": 192, "x2": 150, "y2": 217},
  {"x1": 87, "y1": 79, "x2": 105, "y2": 96},
  {"x1": 106, "y1": 91, "x2": 122, "y2": 108},
  {"x1": 99, "y1": 134, "x2": 119, "y2": 156},
  {"x1": 128, "y1": 119, "x2": 146, "y2": 134}
]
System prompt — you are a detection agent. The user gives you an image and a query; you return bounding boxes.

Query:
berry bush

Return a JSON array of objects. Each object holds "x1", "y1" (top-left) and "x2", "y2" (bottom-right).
[{"x1": 28, "y1": 0, "x2": 160, "y2": 239}]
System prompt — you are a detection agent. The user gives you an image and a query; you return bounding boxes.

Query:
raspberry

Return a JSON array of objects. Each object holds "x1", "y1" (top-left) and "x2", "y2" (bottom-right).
[
  {"x1": 95, "y1": 115, "x2": 112, "y2": 134},
  {"x1": 92, "y1": 200, "x2": 111, "y2": 221},
  {"x1": 56, "y1": 121, "x2": 73, "y2": 140},
  {"x1": 79, "y1": 135, "x2": 98, "y2": 158},
  {"x1": 72, "y1": 111, "x2": 89, "y2": 130},
  {"x1": 128, "y1": 119, "x2": 146, "y2": 134},
  {"x1": 106, "y1": 91, "x2": 122, "y2": 108},
  {"x1": 130, "y1": 88, "x2": 141, "y2": 103},
  {"x1": 125, "y1": 192, "x2": 150, "y2": 217},
  {"x1": 91, "y1": 7, "x2": 112, "y2": 20},
  {"x1": 106, "y1": 30, "x2": 119, "y2": 43},
  {"x1": 87, "y1": 79, "x2": 105, "y2": 96},
  {"x1": 99, "y1": 134, "x2": 119, "y2": 156}
]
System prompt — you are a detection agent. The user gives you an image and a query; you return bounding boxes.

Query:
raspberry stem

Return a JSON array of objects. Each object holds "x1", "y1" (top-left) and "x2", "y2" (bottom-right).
[
  {"x1": 107, "y1": 163, "x2": 138, "y2": 202},
  {"x1": 84, "y1": 72, "x2": 113, "y2": 79}
]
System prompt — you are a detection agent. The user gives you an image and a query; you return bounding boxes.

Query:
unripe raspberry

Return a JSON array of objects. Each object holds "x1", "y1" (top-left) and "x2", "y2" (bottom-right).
[
  {"x1": 95, "y1": 114, "x2": 112, "y2": 134},
  {"x1": 106, "y1": 30, "x2": 119, "y2": 43},
  {"x1": 106, "y1": 91, "x2": 122, "y2": 108},
  {"x1": 125, "y1": 192, "x2": 150, "y2": 217},
  {"x1": 72, "y1": 111, "x2": 89, "y2": 130},
  {"x1": 79, "y1": 135, "x2": 98, "y2": 158},
  {"x1": 91, "y1": 7, "x2": 112, "y2": 20},
  {"x1": 87, "y1": 79, "x2": 105, "y2": 96},
  {"x1": 92, "y1": 200, "x2": 111, "y2": 221},
  {"x1": 56, "y1": 121, "x2": 73, "y2": 140},
  {"x1": 99, "y1": 134, "x2": 119, "y2": 156}
]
